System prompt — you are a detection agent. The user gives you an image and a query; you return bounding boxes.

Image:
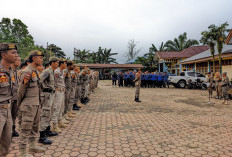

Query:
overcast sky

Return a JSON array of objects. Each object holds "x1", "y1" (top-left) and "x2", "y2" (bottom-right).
[{"x1": 1, "y1": 0, "x2": 232, "y2": 63}]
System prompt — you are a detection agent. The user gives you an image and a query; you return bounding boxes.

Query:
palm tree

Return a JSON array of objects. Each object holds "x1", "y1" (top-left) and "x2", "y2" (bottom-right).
[
  {"x1": 101, "y1": 48, "x2": 118, "y2": 64},
  {"x1": 73, "y1": 48, "x2": 90, "y2": 63},
  {"x1": 164, "y1": 32, "x2": 199, "y2": 51},
  {"x1": 213, "y1": 22, "x2": 229, "y2": 74},
  {"x1": 200, "y1": 30, "x2": 216, "y2": 74}
]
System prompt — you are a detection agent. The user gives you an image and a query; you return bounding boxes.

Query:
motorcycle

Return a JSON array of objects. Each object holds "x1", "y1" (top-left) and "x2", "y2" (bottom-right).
[{"x1": 187, "y1": 78, "x2": 207, "y2": 90}]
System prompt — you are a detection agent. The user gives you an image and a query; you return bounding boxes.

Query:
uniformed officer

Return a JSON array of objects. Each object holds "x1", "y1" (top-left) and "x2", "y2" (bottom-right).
[
  {"x1": 74, "y1": 66, "x2": 82, "y2": 110},
  {"x1": 134, "y1": 69, "x2": 142, "y2": 103},
  {"x1": 206, "y1": 72, "x2": 214, "y2": 98},
  {"x1": 220, "y1": 72, "x2": 230, "y2": 105},
  {"x1": 52, "y1": 58, "x2": 68, "y2": 133},
  {"x1": 11, "y1": 56, "x2": 21, "y2": 137},
  {"x1": 64, "y1": 60, "x2": 76, "y2": 119},
  {"x1": 79, "y1": 68, "x2": 88, "y2": 104},
  {"x1": 0, "y1": 43, "x2": 18, "y2": 157},
  {"x1": 215, "y1": 72, "x2": 222, "y2": 99},
  {"x1": 38, "y1": 56, "x2": 59, "y2": 145},
  {"x1": 18, "y1": 50, "x2": 45, "y2": 156},
  {"x1": 69, "y1": 64, "x2": 79, "y2": 112}
]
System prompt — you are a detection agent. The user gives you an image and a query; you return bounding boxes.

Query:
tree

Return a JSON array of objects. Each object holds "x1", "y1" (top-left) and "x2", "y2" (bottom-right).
[
  {"x1": 73, "y1": 48, "x2": 90, "y2": 63},
  {"x1": 149, "y1": 42, "x2": 165, "y2": 53},
  {"x1": 48, "y1": 44, "x2": 66, "y2": 58},
  {"x1": 125, "y1": 39, "x2": 141, "y2": 61},
  {"x1": 200, "y1": 30, "x2": 217, "y2": 74},
  {"x1": 0, "y1": 17, "x2": 35, "y2": 59},
  {"x1": 101, "y1": 48, "x2": 118, "y2": 64},
  {"x1": 213, "y1": 22, "x2": 229, "y2": 74},
  {"x1": 135, "y1": 54, "x2": 158, "y2": 72},
  {"x1": 164, "y1": 32, "x2": 199, "y2": 51}
]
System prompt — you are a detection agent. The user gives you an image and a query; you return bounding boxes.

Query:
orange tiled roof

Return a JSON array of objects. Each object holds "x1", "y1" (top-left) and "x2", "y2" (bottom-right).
[{"x1": 225, "y1": 29, "x2": 232, "y2": 44}]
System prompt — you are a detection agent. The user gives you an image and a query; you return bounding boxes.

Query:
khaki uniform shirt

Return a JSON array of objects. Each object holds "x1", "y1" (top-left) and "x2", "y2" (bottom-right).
[
  {"x1": 39, "y1": 67, "x2": 55, "y2": 92},
  {"x1": 12, "y1": 69, "x2": 20, "y2": 101},
  {"x1": 17, "y1": 64, "x2": 40, "y2": 107},
  {"x1": 134, "y1": 73, "x2": 141, "y2": 86},
  {"x1": 64, "y1": 69, "x2": 71, "y2": 90},
  {"x1": 54, "y1": 67, "x2": 65, "y2": 89},
  {"x1": 0, "y1": 64, "x2": 13, "y2": 104}
]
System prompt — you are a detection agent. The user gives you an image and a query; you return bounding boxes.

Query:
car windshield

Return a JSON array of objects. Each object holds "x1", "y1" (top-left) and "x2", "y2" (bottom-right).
[{"x1": 180, "y1": 72, "x2": 185, "y2": 76}]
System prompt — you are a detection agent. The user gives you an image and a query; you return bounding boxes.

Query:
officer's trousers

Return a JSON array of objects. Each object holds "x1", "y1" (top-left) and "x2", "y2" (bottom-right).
[
  {"x1": 68, "y1": 87, "x2": 76, "y2": 111},
  {"x1": 40, "y1": 92, "x2": 55, "y2": 131},
  {"x1": 19, "y1": 105, "x2": 40, "y2": 150},
  {"x1": 52, "y1": 90, "x2": 65, "y2": 123},
  {"x1": 135, "y1": 85, "x2": 140, "y2": 99},
  {"x1": 64, "y1": 90, "x2": 71, "y2": 113},
  {"x1": 0, "y1": 106, "x2": 12, "y2": 156}
]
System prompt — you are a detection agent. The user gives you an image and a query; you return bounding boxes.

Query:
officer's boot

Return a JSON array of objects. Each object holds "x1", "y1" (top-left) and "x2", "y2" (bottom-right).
[
  {"x1": 68, "y1": 111, "x2": 77, "y2": 118},
  {"x1": 12, "y1": 124, "x2": 19, "y2": 137},
  {"x1": 61, "y1": 118, "x2": 69, "y2": 124},
  {"x1": 73, "y1": 104, "x2": 80, "y2": 110},
  {"x1": 29, "y1": 141, "x2": 46, "y2": 153},
  {"x1": 58, "y1": 120, "x2": 67, "y2": 128},
  {"x1": 19, "y1": 148, "x2": 33, "y2": 157},
  {"x1": 81, "y1": 98, "x2": 85, "y2": 104},
  {"x1": 38, "y1": 130, "x2": 52, "y2": 145},
  {"x1": 52, "y1": 123, "x2": 62, "y2": 132},
  {"x1": 64, "y1": 114, "x2": 72, "y2": 121},
  {"x1": 46, "y1": 125, "x2": 58, "y2": 137},
  {"x1": 134, "y1": 97, "x2": 137, "y2": 102}
]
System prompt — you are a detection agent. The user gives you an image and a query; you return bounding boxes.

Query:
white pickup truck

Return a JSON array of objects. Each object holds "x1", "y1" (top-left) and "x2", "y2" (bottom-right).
[{"x1": 168, "y1": 71, "x2": 207, "y2": 88}]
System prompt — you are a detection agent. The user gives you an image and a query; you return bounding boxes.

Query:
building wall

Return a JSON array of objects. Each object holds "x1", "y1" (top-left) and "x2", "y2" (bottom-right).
[{"x1": 222, "y1": 65, "x2": 232, "y2": 80}]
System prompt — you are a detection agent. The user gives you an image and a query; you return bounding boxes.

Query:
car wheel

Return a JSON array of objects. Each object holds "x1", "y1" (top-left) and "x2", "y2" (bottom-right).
[{"x1": 178, "y1": 80, "x2": 186, "y2": 88}]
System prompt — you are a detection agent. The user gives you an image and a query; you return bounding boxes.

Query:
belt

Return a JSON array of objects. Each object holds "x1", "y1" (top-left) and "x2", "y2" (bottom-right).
[
  {"x1": 0, "y1": 103, "x2": 10, "y2": 109},
  {"x1": 56, "y1": 87, "x2": 65, "y2": 92}
]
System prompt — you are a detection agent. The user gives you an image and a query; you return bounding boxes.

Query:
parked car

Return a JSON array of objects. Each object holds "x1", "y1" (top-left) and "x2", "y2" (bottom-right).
[{"x1": 168, "y1": 71, "x2": 207, "y2": 88}]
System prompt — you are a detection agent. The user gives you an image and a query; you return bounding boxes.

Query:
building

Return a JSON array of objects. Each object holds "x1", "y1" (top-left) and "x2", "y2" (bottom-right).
[
  {"x1": 154, "y1": 46, "x2": 209, "y2": 75},
  {"x1": 180, "y1": 44, "x2": 232, "y2": 78}
]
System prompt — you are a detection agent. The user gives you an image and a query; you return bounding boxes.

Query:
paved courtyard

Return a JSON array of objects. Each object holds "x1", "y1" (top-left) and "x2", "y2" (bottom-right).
[{"x1": 8, "y1": 80, "x2": 232, "y2": 157}]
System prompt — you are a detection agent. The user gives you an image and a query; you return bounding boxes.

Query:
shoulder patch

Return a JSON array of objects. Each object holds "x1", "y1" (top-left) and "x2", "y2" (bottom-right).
[
  {"x1": 32, "y1": 72, "x2": 37, "y2": 78},
  {"x1": 23, "y1": 73, "x2": 31, "y2": 85}
]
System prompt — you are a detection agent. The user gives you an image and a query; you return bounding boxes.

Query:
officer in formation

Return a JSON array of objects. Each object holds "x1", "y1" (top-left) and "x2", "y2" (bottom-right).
[
  {"x1": 134, "y1": 69, "x2": 142, "y2": 103},
  {"x1": 0, "y1": 42, "x2": 99, "y2": 157},
  {"x1": 220, "y1": 72, "x2": 230, "y2": 105},
  {"x1": 117, "y1": 71, "x2": 169, "y2": 88}
]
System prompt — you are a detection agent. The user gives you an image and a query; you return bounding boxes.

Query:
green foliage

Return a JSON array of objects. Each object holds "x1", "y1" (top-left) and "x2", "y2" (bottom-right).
[
  {"x1": 200, "y1": 22, "x2": 229, "y2": 74},
  {"x1": 0, "y1": 17, "x2": 35, "y2": 59},
  {"x1": 164, "y1": 32, "x2": 199, "y2": 51},
  {"x1": 48, "y1": 44, "x2": 66, "y2": 59},
  {"x1": 135, "y1": 54, "x2": 158, "y2": 72},
  {"x1": 74, "y1": 47, "x2": 118, "y2": 64}
]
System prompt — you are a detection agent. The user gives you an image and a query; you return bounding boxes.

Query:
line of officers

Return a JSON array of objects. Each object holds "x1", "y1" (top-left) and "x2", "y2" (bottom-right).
[
  {"x1": 206, "y1": 71, "x2": 230, "y2": 105},
  {"x1": 0, "y1": 43, "x2": 99, "y2": 157},
  {"x1": 117, "y1": 71, "x2": 169, "y2": 88}
]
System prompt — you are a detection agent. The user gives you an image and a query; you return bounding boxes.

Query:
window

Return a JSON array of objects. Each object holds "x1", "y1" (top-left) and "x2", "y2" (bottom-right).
[
  {"x1": 187, "y1": 72, "x2": 195, "y2": 77},
  {"x1": 180, "y1": 72, "x2": 185, "y2": 76},
  {"x1": 196, "y1": 73, "x2": 205, "y2": 77}
]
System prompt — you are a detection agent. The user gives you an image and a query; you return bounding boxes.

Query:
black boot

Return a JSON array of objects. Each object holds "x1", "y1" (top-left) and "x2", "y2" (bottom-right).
[
  {"x1": 81, "y1": 98, "x2": 85, "y2": 104},
  {"x1": 73, "y1": 104, "x2": 80, "y2": 110},
  {"x1": 83, "y1": 98, "x2": 88, "y2": 104},
  {"x1": 39, "y1": 130, "x2": 52, "y2": 144},
  {"x1": 12, "y1": 125, "x2": 19, "y2": 137},
  {"x1": 46, "y1": 126, "x2": 58, "y2": 137},
  {"x1": 135, "y1": 98, "x2": 141, "y2": 103}
]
